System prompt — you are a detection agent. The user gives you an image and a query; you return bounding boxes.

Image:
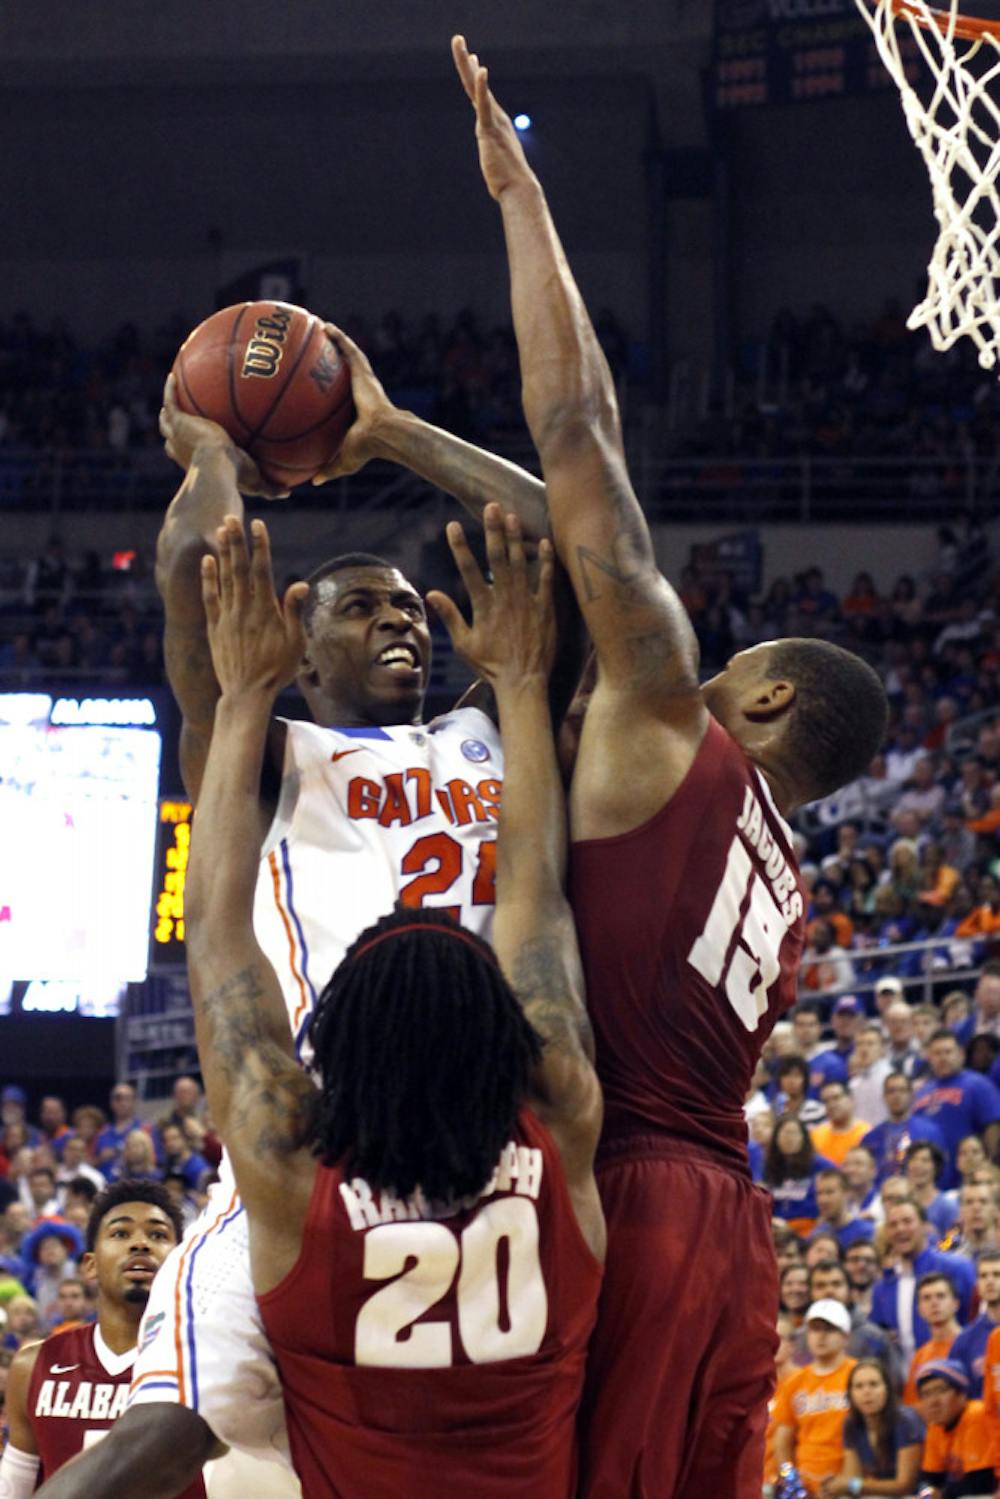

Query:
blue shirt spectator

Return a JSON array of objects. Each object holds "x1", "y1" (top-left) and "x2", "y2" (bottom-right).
[
  {"x1": 948, "y1": 1254, "x2": 1000, "y2": 1398},
  {"x1": 861, "y1": 1069, "x2": 947, "y2": 1182},
  {"x1": 910, "y1": 1031, "x2": 1000, "y2": 1187},
  {"x1": 763, "y1": 1115, "x2": 837, "y2": 1229},
  {"x1": 871, "y1": 1199, "x2": 976, "y2": 1362}
]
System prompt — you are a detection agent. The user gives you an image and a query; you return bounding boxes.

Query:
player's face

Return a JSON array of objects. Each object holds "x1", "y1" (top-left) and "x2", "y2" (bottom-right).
[
  {"x1": 86, "y1": 1202, "x2": 178, "y2": 1307},
  {"x1": 304, "y1": 567, "x2": 431, "y2": 725}
]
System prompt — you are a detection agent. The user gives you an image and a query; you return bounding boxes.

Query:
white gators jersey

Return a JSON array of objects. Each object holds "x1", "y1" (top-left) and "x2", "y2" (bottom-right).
[{"x1": 252, "y1": 706, "x2": 503, "y2": 1062}]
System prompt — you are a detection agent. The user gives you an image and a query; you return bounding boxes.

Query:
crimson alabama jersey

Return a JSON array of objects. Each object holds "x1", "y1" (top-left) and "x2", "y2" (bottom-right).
[
  {"x1": 254, "y1": 708, "x2": 503, "y2": 1062},
  {"x1": 27, "y1": 1321, "x2": 205, "y2": 1496},
  {"x1": 257, "y1": 1109, "x2": 602, "y2": 1499},
  {"x1": 570, "y1": 716, "x2": 805, "y2": 1169}
]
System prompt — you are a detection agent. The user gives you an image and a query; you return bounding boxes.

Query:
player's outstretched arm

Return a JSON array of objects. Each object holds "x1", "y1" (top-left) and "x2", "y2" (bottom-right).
[
  {"x1": 0, "y1": 1342, "x2": 41, "y2": 1498},
  {"x1": 183, "y1": 516, "x2": 316, "y2": 1208},
  {"x1": 452, "y1": 37, "x2": 703, "y2": 724},
  {"x1": 312, "y1": 323, "x2": 549, "y2": 537},
  {"x1": 156, "y1": 376, "x2": 288, "y2": 803},
  {"x1": 428, "y1": 506, "x2": 603, "y2": 1240}
]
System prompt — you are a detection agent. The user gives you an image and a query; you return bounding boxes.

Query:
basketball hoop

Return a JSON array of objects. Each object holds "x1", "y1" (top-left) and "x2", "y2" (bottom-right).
[{"x1": 856, "y1": 0, "x2": 1000, "y2": 367}]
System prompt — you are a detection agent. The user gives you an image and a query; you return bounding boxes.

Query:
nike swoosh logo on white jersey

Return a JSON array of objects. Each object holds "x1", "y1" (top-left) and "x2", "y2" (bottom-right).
[
  {"x1": 50, "y1": 1363, "x2": 80, "y2": 1374},
  {"x1": 330, "y1": 748, "x2": 363, "y2": 763}
]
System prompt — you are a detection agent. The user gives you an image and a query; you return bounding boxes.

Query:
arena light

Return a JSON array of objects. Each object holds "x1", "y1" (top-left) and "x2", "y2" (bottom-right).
[{"x1": 513, "y1": 113, "x2": 532, "y2": 132}]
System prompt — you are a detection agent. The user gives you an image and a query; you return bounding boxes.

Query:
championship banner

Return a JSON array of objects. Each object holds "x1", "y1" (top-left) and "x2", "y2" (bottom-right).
[{"x1": 712, "y1": 0, "x2": 917, "y2": 109}]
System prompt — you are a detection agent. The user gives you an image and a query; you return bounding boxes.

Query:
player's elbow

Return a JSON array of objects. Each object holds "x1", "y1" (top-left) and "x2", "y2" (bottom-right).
[{"x1": 522, "y1": 380, "x2": 622, "y2": 469}]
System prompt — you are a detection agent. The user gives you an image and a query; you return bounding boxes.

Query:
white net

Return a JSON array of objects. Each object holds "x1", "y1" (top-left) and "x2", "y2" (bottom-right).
[{"x1": 856, "y1": 0, "x2": 1000, "y2": 367}]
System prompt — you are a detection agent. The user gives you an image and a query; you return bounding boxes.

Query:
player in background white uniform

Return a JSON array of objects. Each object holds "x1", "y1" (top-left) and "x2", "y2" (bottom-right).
[{"x1": 36, "y1": 355, "x2": 573, "y2": 1499}]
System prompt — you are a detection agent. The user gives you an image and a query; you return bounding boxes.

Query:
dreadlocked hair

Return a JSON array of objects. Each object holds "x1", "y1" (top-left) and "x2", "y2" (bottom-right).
[{"x1": 307, "y1": 905, "x2": 543, "y2": 1207}]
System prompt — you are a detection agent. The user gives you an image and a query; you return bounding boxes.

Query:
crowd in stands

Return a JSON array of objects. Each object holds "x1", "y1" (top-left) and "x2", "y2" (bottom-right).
[
  {"x1": 679, "y1": 297, "x2": 1000, "y2": 474},
  {"x1": 0, "y1": 1077, "x2": 217, "y2": 1364}
]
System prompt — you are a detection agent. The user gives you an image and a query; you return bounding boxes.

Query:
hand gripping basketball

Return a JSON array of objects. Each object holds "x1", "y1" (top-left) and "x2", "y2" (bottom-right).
[
  {"x1": 201, "y1": 516, "x2": 309, "y2": 699},
  {"x1": 160, "y1": 374, "x2": 289, "y2": 500},
  {"x1": 311, "y1": 324, "x2": 395, "y2": 485}
]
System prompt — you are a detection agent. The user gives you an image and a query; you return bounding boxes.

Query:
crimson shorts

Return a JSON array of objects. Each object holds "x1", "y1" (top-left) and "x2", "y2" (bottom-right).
[{"x1": 579, "y1": 1140, "x2": 779, "y2": 1499}]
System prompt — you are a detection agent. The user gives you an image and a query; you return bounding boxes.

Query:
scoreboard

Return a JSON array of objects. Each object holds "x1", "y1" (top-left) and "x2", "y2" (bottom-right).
[{"x1": 712, "y1": 0, "x2": 918, "y2": 109}]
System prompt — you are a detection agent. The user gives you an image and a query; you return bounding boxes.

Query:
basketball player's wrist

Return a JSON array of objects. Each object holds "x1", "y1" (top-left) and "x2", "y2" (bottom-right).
[{"x1": 215, "y1": 684, "x2": 275, "y2": 720}]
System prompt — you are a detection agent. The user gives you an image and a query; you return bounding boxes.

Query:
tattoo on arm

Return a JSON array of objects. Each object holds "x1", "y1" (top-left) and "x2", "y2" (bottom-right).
[{"x1": 509, "y1": 935, "x2": 593, "y2": 1061}]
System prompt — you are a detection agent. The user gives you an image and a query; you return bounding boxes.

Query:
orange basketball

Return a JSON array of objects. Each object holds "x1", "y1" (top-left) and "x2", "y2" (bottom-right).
[{"x1": 171, "y1": 302, "x2": 354, "y2": 488}]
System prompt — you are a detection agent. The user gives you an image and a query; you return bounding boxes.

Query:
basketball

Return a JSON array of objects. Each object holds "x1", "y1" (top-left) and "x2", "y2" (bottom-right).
[{"x1": 171, "y1": 301, "x2": 354, "y2": 488}]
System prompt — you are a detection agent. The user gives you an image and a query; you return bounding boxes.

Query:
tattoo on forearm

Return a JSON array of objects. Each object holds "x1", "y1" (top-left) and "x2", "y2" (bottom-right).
[{"x1": 510, "y1": 937, "x2": 592, "y2": 1059}]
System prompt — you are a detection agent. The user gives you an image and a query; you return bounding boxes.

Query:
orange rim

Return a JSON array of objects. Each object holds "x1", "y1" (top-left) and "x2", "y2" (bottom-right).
[{"x1": 887, "y1": 0, "x2": 1000, "y2": 43}]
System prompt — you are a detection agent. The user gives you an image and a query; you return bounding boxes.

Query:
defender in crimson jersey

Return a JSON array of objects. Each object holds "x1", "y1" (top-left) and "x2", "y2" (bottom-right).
[
  {"x1": 1, "y1": 1182, "x2": 203, "y2": 1499},
  {"x1": 453, "y1": 35, "x2": 889, "y2": 1498},
  {"x1": 176, "y1": 508, "x2": 602, "y2": 1499}
]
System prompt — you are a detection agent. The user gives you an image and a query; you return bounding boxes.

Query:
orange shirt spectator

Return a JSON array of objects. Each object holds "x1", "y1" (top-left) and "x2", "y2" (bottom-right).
[
  {"x1": 981, "y1": 1323, "x2": 1000, "y2": 1462},
  {"x1": 956, "y1": 903, "x2": 1000, "y2": 939},
  {"x1": 917, "y1": 1358, "x2": 998, "y2": 1493},
  {"x1": 904, "y1": 1335, "x2": 956, "y2": 1406},
  {"x1": 773, "y1": 1298, "x2": 856, "y2": 1494},
  {"x1": 811, "y1": 1119, "x2": 871, "y2": 1170}
]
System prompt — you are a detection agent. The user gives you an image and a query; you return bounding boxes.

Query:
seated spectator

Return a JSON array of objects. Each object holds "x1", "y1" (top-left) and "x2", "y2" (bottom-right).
[
  {"x1": 843, "y1": 1240, "x2": 882, "y2": 1322},
  {"x1": 943, "y1": 1179, "x2": 1000, "y2": 1259},
  {"x1": 772, "y1": 1298, "x2": 856, "y2": 1494},
  {"x1": 111, "y1": 1128, "x2": 161, "y2": 1182},
  {"x1": 766, "y1": 1116, "x2": 838, "y2": 1235},
  {"x1": 47, "y1": 1275, "x2": 90, "y2": 1333},
  {"x1": 37, "y1": 1096, "x2": 71, "y2": 1160},
  {"x1": 806, "y1": 1232, "x2": 844, "y2": 1270},
  {"x1": 904, "y1": 1271, "x2": 963, "y2": 1407},
  {"x1": 891, "y1": 756, "x2": 946, "y2": 830},
  {"x1": 812, "y1": 1169, "x2": 877, "y2": 1253},
  {"x1": 780, "y1": 1262, "x2": 812, "y2": 1327},
  {"x1": 956, "y1": 963, "x2": 1000, "y2": 1047},
  {"x1": 155, "y1": 1075, "x2": 207, "y2": 1157},
  {"x1": 158, "y1": 1122, "x2": 209, "y2": 1192},
  {"x1": 828, "y1": 998, "x2": 865, "y2": 1066},
  {"x1": 872, "y1": 1201, "x2": 976, "y2": 1366},
  {"x1": 18, "y1": 1220, "x2": 83, "y2": 1330},
  {"x1": 824, "y1": 1357, "x2": 923, "y2": 1496},
  {"x1": 20, "y1": 1165, "x2": 59, "y2": 1222},
  {"x1": 955, "y1": 872, "x2": 1000, "y2": 939},
  {"x1": 792, "y1": 1260, "x2": 899, "y2": 1383},
  {"x1": 94, "y1": 1082, "x2": 151, "y2": 1179},
  {"x1": 954, "y1": 1135, "x2": 990, "y2": 1193},
  {"x1": 850, "y1": 1023, "x2": 893, "y2": 1127},
  {"x1": 0, "y1": 1295, "x2": 41, "y2": 1352},
  {"x1": 792, "y1": 1002, "x2": 850, "y2": 1095},
  {"x1": 915, "y1": 1359, "x2": 995, "y2": 1497},
  {"x1": 863, "y1": 1071, "x2": 948, "y2": 1183},
  {"x1": 812, "y1": 1081, "x2": 872, "y2": 1168},
  {"x1": 801, "y1": 921, "x2": 856, "y2": 995},
  {"x1": 763, "y1": 1313, "x2": 799, "y2": 1494},
  {"x1": 775, "y1": 1057, "x2": 827, "y2": 1127},
  {"x1": 843, "y1": 1146, "x2": 883, "y2": 1225},
  {"x1": 808, "y1": 879, "x2": 855, "y2": 951},
  {"x1": 942, "y1": 990, "x2": 973, "y2": 1040},
  {"x1": 882, "y1": 997, "x2": 925, "y2": 1079},
  {"x1": 916, "y1": 841, "x2": 961, "y2": 909},
  {"x1": 55, "y1": 1135, "x2": 106, "y2": 1195},
  {"x1": 949, "y1": 1251, "x2": 1000, "y2": 1398},
  {"x1": 69, "y1": 1105, "x2": 105, "y2": 1164},
  {"x1": 905, "y1": 1140, "x2": 960, "y2": 1239},
  {"x1": 914, "y1": 1003, "x2": 943, "y2": 1054},
  {"x1": 775, "y1": 1225, "x2": 806, "y2": 1273},
  {"x1": 911, "y1": 1029, "x2": 1000, "y2": 1188}
]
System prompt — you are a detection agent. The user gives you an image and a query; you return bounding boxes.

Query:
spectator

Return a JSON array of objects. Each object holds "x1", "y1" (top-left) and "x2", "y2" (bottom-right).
[
  {"x1": 872, "y1": 1201, "x2": 975, "y2": 1365},
  {"x1": 956, "y1": 962, "x2": 1000, "y2": 1046},
  {"x1": 156, "y1": 1075, "x2": 206, "y2": 1155},
  {"x1": 806, "y1": 1232, "x2": 844, "y2": 1270},
  {"x1": 772, "y1": 1298, "x2": 856, "y2": 1494},
  {"x1": 37, "y1": 1097, "x2": 70, "y2": 1160},
  {"x1": 792, "y1": 1002, "x2": 849, "y2": 1094},
  {"x1": 0, "y1": 1090, "x2": 36, "y2": 1146},
  {"x1": 825, "y1": 1357, "x2": 923, "y2": 1496},
  {"x1": 774, "y1": 1225, "x2": 805, "y2": 1273},
  {"x1": 948, "y1": 1251, "x2": 1000, "y2": 1398},
  {"x1": 808, "y1": 880, "x2": 855, "y2": 950},
  {"x1": 55, "y1": 1136, "x2": 106, "y2": 1196},
  {"x1": 801, "y1": 921, "x2": 856, "y2": 995},
  {"x1": 915, "y1": 1359, "x2": 995, "y2": 1497},
  {"x1": 955, "y1": 872, "x2": 1000, "y2": 939},
  {"x1": 765, "y1": 1116, "x2": 837, "y2": 1234},
  {"x1": 891, "y1": 756, "x2": 946, "y2": 830},
  {"x1": 20, "y1": 1221, "x2": 83, "y2": 1330},
  {"x1": 791, "y1": 1260, "x2": 898, "y2": 1381},
  {"x1": 812, "y1": 1169, "x2": 876, "y2": 1252},
  {"x1": 940, "y1": 801, "x2": 977, "y2": 875},
  {"x1": 904, "y1": 1140, "x2": 960, "y2": 1239},
  {"x1": 843, "y1": 1145, "x2": 883, "y2": 1224},
  {"x1": 954, "y1": 1134, "x2": 990, "y2": 1191},
  {"x1": 780, "y1": 1263, "x2": 812, "y2": 1326},
  {"x1": 882, "y1": 999, "x2": 924, "y2": 1079},
  {"x1": 911, "y1": 1029, "x2": 1000, "y2": 1187},
  {"x1": 763, "y1": 1313, "x2": 799, "y2": 1495},
  {"x1": 812, "y1": 1081, "x2": 872, "y2": 1168},
  {"x1": 158, "y1": 1123, "x2": 209, "y2": 1192},
  {"x1": 843, "y1": 1240, "x2": 882, "y2": 1321},
  {"x1": 903, "y1": 1271, "x2": 963, "y2": 1407},
  {"x1": 21, "y1": 1166, "x2": 59, "y2": 1221},
  {"x1": 69, "y1": 1105, "x2": 105, "y2": 1164},
  {"x1": 849, "y1": 1023, "x2": 893, "y2": 1127},
  {"x1": 111, "y1": 1129, "x2": 161, "y2": 1182},
  {"x1": 48, "y1": 1275, "x2": 90, "y2": 1333},
  {"x1": 944, "y1": 1180, "x2": 1000, "y2": 1259},
  {"x1": 775, "y1": 1056, "x2": 827, "y2": 1127},
  {"x1": 94, "y1": 1083, "x2": 150, "y2": 1178},
  {"x1": 0, "y1": 1295, "x2": 41, "y2": 1352},
  {"x1": 829, "y1": 998, "x2": 865, "y2": 1064}
]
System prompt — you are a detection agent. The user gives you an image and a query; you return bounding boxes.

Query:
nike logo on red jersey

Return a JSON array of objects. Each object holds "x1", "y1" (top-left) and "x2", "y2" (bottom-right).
[
  {"x1": 50, "y1": 1363, "x2": 80, "y2": 1374},
  {"x1": 330, "y1": 748, "x2": 363, "y2": 764}
]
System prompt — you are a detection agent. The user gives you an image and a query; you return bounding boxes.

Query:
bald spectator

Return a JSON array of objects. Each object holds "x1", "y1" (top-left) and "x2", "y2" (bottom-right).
[
  {"x1": 812, "y1": 1081, "x2": 871, "y2": 1168},
  {"x1": 872, "y1": 1201, "x2": 975, "y2": 1365},
  {"x1": 912, "y1": 1030, "x2": 1000, "y2": 1187},
  {"x1": 850, "y1": 1023, "x2": 893, "y2": 1127},
  {"x1": 883, "y1": 998, "x2": 924, "y2": 1080}
]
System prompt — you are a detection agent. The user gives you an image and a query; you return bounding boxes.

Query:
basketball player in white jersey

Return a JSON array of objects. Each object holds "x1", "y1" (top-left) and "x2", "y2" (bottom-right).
[{"x1": 36, "y1": 367, "x2": 572, "y2": 1498}]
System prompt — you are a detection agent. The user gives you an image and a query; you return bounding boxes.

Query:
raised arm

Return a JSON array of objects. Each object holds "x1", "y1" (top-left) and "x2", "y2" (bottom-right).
[
  {"x1": 451, "y1": 38, "x2": 703, "y2": 718},
  {"x1": 312, "y1": 324, "x2": 549, "y2": 538},
  {"x1": 428, "y1": 506, "x2": 603, "y2": 1211},
  {"x1": 182, "y1": 517, "x2": 316, "y2": 1211},
  {"x1": 156, "y1": 378, "x2": 288, "y2": 803}
]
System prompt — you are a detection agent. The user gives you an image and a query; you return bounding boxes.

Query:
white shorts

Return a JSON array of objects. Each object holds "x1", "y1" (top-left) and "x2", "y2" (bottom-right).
[{"x1": 128, "y1": 1169, "x2": 292, "y2": 1471}]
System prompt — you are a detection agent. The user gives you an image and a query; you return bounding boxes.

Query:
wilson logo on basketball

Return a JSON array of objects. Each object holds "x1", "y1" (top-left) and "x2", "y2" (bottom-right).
[{"x1": 241, "y1": 306, "x2": 292, "y2": 379}]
